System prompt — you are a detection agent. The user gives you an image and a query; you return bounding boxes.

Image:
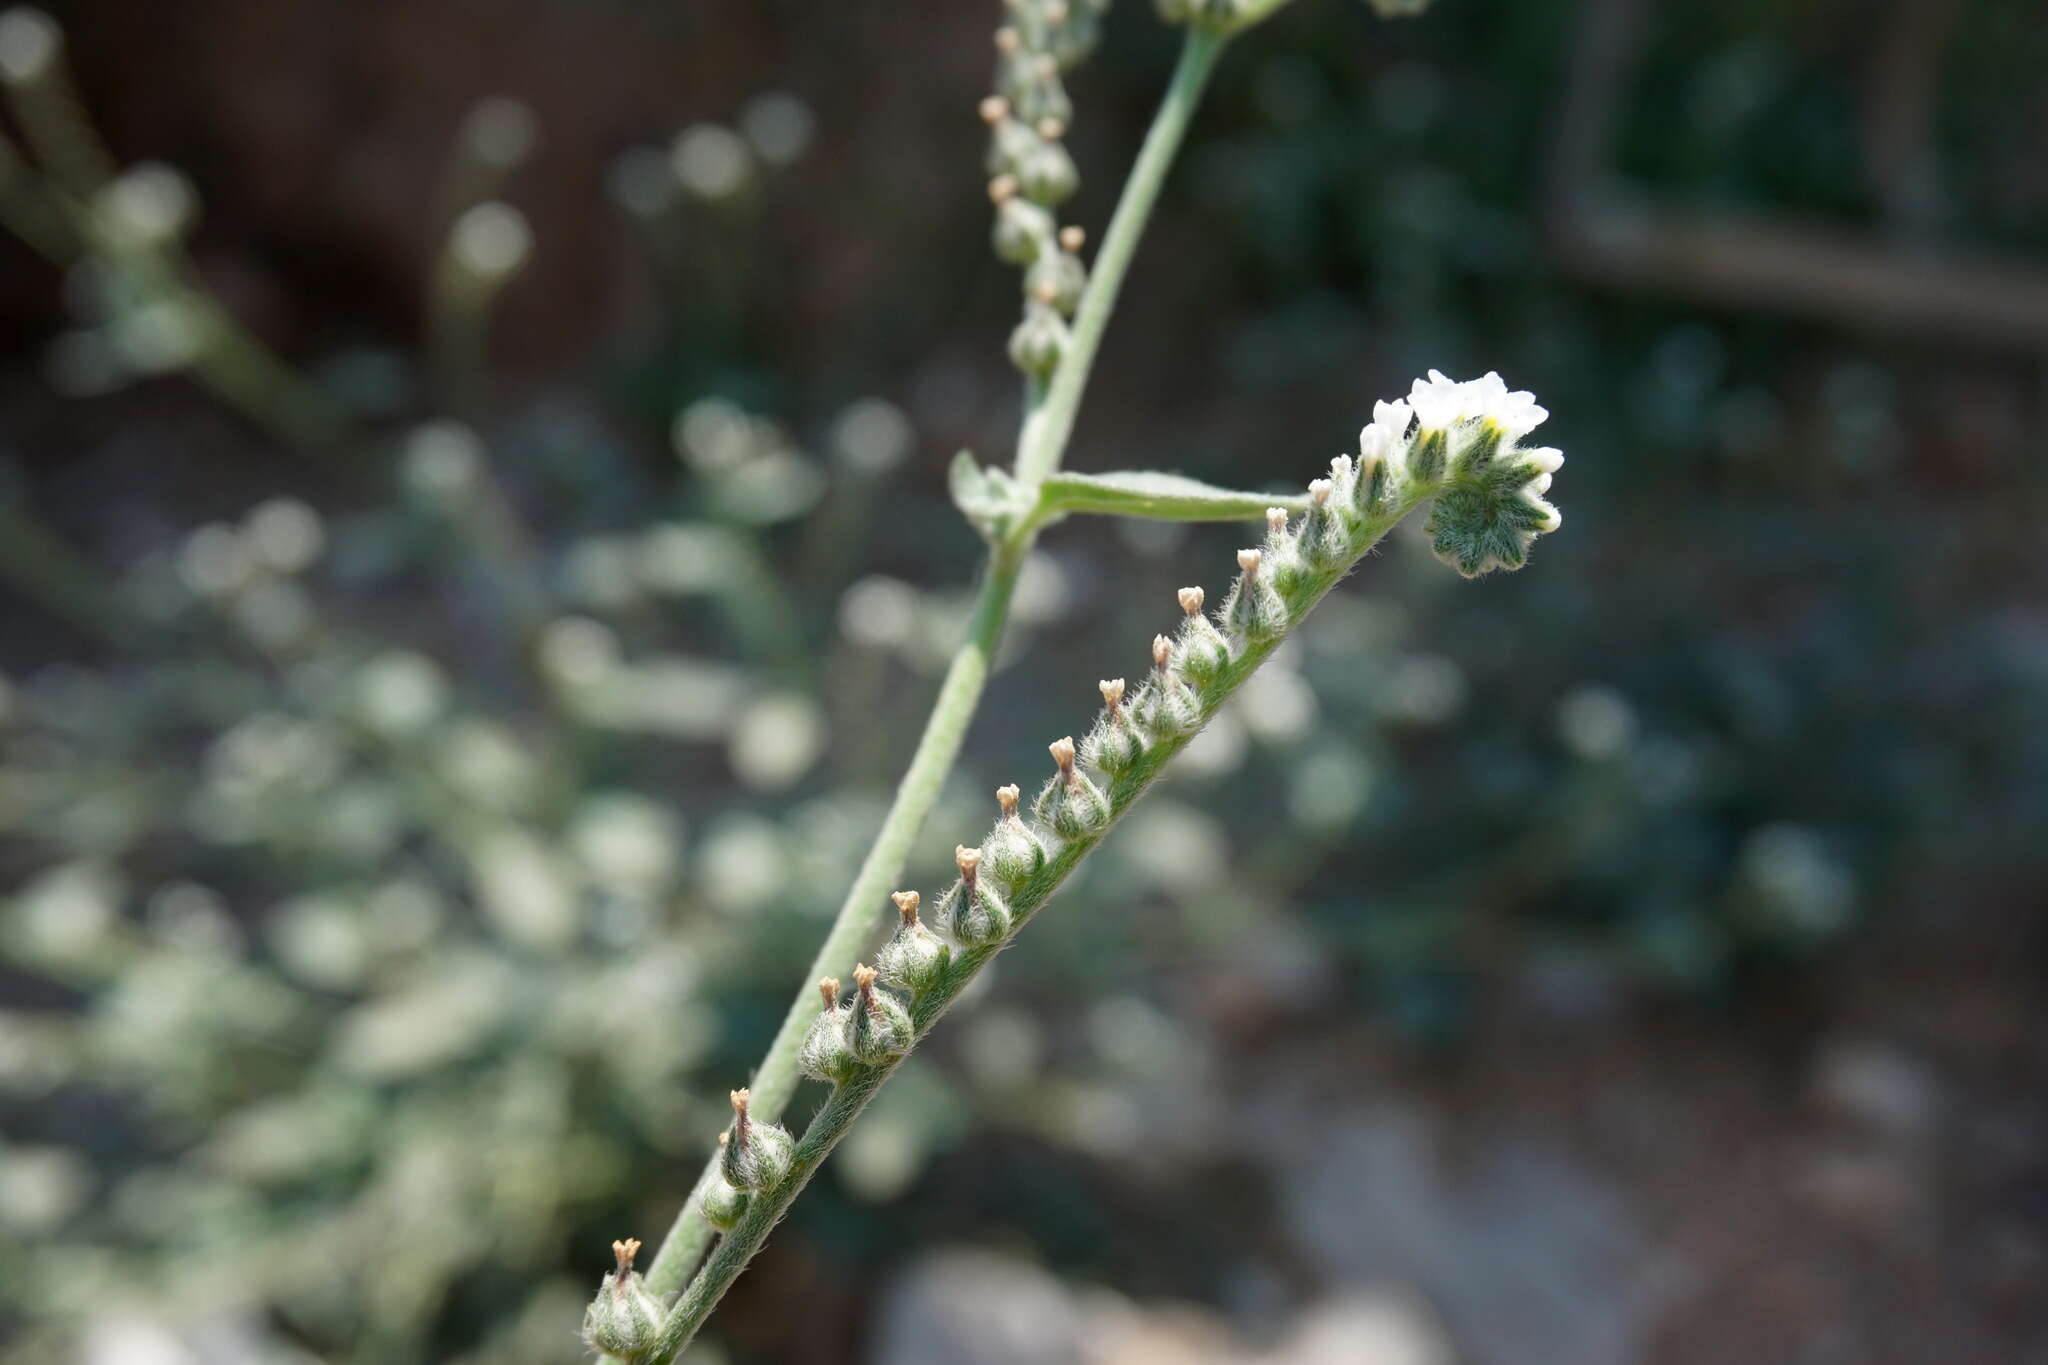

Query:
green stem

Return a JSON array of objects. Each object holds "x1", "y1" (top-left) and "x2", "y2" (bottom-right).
[
  {"x1": 648, "y1": 497, "x2": 1424, "y2": 1361},
  {"x1": 1015, "y1": 29, "x2": 1224, "y2": 487},
  {"x1": 639, "y1": 546, "x2": 1024, "y2": 1297},
  {"x1": 630, "y1": 20, "x2": 1235, "y2": 1329}
]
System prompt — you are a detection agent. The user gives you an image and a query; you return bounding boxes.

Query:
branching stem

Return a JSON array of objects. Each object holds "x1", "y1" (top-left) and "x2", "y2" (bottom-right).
[{"x1": 632, "y1": 24, "x2": 1235, "y2": 1319}]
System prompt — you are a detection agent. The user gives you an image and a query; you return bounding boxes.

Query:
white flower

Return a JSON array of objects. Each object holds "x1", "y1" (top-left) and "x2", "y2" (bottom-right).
[
  {"x1": 1357, "y1": 397, "x2": 1413, "y2": 474},
  {"x1": 1406, "y1": 369, "x2": 1549, "y2": 443}
]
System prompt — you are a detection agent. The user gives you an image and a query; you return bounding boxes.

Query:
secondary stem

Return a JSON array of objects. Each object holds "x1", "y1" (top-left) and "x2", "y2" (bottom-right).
[
  {"x1": 1015, "y1": 28, "x2": 1223, "y2": 487},
  {"x1": 640, "y1": 544, "x2": 1023, "y2": 1296}
]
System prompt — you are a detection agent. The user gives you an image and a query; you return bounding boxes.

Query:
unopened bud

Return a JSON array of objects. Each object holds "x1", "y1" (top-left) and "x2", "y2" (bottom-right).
[
  {"x1": 1058, "y1": 225, "x2": 1086, "y2": 253},
  {"x1": 1082, "y1": 677, "x2": 1146, "y2": 777},
  {"x1": 1263, "y1": 507, "x2": 1310, "y2": 597},
  {"x1": 979, "y1": 95, "x2": 1010, "y2": 124},
  {"x1": 798, "y1": 980, "x2": 858, "y2": 1084},
  {"x1": 1033, "y1": 735, "x2": 1112, "y2": 838},
  {"x1": 700, "y1": 1172, "x2": 750, "y2": 1231},
  {"x1": 1299, "y1": 478, "x2": 1350, "y2": 567},
  {"x1": 936, "y1": 842, "x2": 1013, "y2": 945},
  {"x1": 720, "y1": 1088, "x2": 795, "y2": 1190},
  {"x1": 1008, "y1": 301, "x2": 1069, "y2": 378},
  {"x1": 876, "y1": 892, "x2": 950, "y2": 998},
  {"x1": 984, "y1": 783, "x2": 1047, "y2": 890},
  {"x1": 582, "y1": 1238, "x2": 665, "y2": 1361},
  {"x1": 849, "y1": 962, "x2": 914, "y2": 1061},
  {"x1": 1224, "y1": 546, "x2": 1288, "y2": 641},
  {"x1": 1134, "y1": 635, "x2": 1202, "y2": 737},
  {"x1": 1016, "y1": 138, "x2": 1078, "y2": 205},
  {"x1": 1024, "y1": 246, "x2": 1086, "y2": 315},
  {"x1": 1174, "y1": 585, "x2": 1233, "y2": 686},
  {"x1": 993, "y1": 193, "x2": 1055, "y2": 264}
]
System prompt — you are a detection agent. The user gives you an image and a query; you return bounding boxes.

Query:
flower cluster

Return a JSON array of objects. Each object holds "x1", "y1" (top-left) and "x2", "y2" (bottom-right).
[
  {"x1": 1355, "y1": 370, "x2": 1564, "y2": 577},
  {"x1": 595, "y1": 373, "x2": 1563, "y2": 1354},
  {"x1": 982, "y1": 0, "x2": 1111, "y2": 379},
  {"x1": 772, "y1": 372, "x2": 1565, "y2": 1079}
]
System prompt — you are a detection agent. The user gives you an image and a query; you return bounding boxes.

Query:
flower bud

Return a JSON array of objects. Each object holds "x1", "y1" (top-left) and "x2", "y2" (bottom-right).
[
  {"x1": 983, "y1": 783, "x2": 1047, "y2": 890},
  {"x1": 934, "y1": 844, "x2": 1013, "y2": 946},
  {"x1": 1298, "y1": 478, "x2": 1351, "y2": 567},
  {"x1": 1173, "y1": 585, "x2": 1233, "y2": 686},
  {"x1": 1015, "y1": 137, "x2": 1079, "y2": 205},
  {"x1": 797, "y1": 976, "x2": 858, "y2": 1084},
  {"x1": 1132, "y1": 634, "x2": 1202, "y2": 737},
  {"x1": 1033, "y1": 735, "x2": 1111, "y2": 839},
  {"x1": 1262, "y1": 506, "x2": 1310, "y2": 598},
  {"x1": 699, "y1": 1165, "x2": 751, "y2": 1231},
  {"x1": 1008, "y1": 300, "x2": 1069, "y2": 378},
  {"x1": 582, "y1": 1238, "x2": 665, "y2": 1362},
  {"x1": 1222, "y1": 548, "x2": 1287, "y2": 641},
  {"x1": 849, "y1": 962, "x2": 914, "y2": 1063},
  {"x1": 993, "y1": 192, "x2": 1055, "y2": 265},
  {"x1": 719, "y1": 1088, "x2": 795, "y2": 1191},
  {"x1": 1024, "y1": 246, "x2": 1086, "y2": 315},
  {"x1": 985, "y1": 115, "x2": 1042, "y2": 180},
  {"x1": 1352, "y1": 448, "x2": 1393, "y2": 519},
  {"x1": 997, "y1": 50, "x2": 1073, "y2": 127},
  {"x1": 875, "y1": 891, "x2": 951, "y2": 998},
  {"x1": 1080, "y1": 677, "x2": 1146, "y2": 777}
]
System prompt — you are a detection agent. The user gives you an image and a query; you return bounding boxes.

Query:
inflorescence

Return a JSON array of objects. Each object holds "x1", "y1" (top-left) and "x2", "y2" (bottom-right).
[
  {"x1": 586, "y1": 372, "x2": 1568, "y2": 1358},
  {"x1": 983, "y1": 0, "x2": 1112, "y2": 380}
]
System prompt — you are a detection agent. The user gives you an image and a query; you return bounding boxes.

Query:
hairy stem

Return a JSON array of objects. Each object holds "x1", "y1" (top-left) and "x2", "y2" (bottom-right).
[
  {"x1": 632, "y1": 25, "x2": 1234, "y2": 1312},
  {"x1": 649, "y1": 498, "x2": 1421, "y2": 1361}
]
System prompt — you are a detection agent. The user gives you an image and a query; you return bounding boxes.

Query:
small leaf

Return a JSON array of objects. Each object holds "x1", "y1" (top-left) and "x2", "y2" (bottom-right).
[
  {"x1": 1029, "y1": 469, "x2": 1311, "y2": 528},
  {"x1": 949, "y1": 451, "x2": 1031, "y2": 542}
]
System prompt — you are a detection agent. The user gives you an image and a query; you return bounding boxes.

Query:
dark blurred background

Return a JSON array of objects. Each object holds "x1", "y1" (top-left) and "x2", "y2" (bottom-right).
[{"x1": 2, "y1": 1, "x2": 2045, "y2": 1362}]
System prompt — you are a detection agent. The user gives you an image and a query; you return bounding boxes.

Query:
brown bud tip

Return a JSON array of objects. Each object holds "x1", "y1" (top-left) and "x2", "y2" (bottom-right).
[
  {"x1": 988, "y1": 174, "x2": 1019, "y2": 204},
  {"x1": 613, "y1": 1238, "x2": 641, "y2": 1273},
  {"x1": 1099, "y1": 678, "x2": 1125, "y2": 709},
  {"x1": 1178, "y1": 586, "x2": 1205, "y2": 616},
  {"x1": 729, "y1": 1087, "x2": 750, "y2": 1116},
  {"x1": 1036, "y1": 117, "x2": 1066, "y2": 141},
  {"x1": 1309, "y1": 479, "x2": 1332, "y2": 505},
  {"x1": 818, "y1": 976, "x2": 840, "y2": 1009},
  {"x1": 979, "y1": 95, "x2": 1009, "y2": 125},
  {"x1": 1045, "y1": 0, "x2": 1070, "y2": 22},
  {"x1": 1029, "y1": 277, "x2": 1060, "y2": 306},
  {"x1": 717, "y1": 1130, "x2": 729, "y2": 1146},
  {"x1": 1237, "y1": 548, "x2": 1263, "y2": 575},
  {"x1": 1267, "y1": 507, "x2": 1289, "y2": 535},
  {"x1": 891, "y1": 890, "x2": 921, "y2": 924},
  {"x1": 994, "y1": 26, "x2": 1021, "y2": 52},
  {"x1": 1049, "y1": 736, "x2": 1076, "y2": 772},
  {"x1": 853, "y1": 962, "x2": 879, "y2": 994},
  {"x1": 1152, "y1": 634, "x2": 1173, "y2": 670},
  {"x1": 1058, "y1": 225, "x2": 1085, "y2": 252},
  {"x1": 996, "y1": 783, "x2": 1021, "y2": 814},
  {"x1": 955, "y1": 844, "x2": 983, "y2": 877}
]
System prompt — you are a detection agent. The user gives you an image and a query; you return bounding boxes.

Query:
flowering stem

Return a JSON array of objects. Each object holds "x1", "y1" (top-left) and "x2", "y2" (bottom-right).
[
  {"x1": 1015, "y1": 28, "x2": 1225, "y2": 487},
  {"x1": 631, "y1": 23, "x2": 1234, "y2": 1318},
  {"x1": 638, "y1": 544, "x2": 1023, "y2": 1297},
  {"x1": 647, "y1": 495, "x2": 1426, "y2": 1362}
]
